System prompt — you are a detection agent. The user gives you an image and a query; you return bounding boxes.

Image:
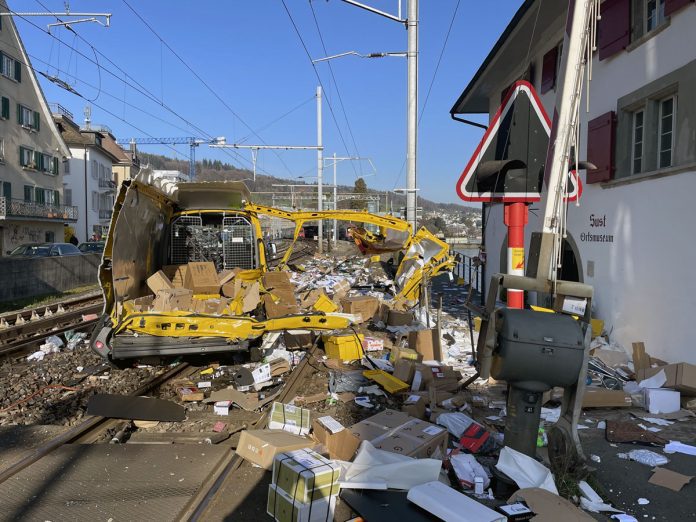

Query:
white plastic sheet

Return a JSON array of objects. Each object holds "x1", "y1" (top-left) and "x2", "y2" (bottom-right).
[
  {"x1": 337, "y1": 441, "x2": 441, "y2": 490},
  {"x1": 664, "y1": 440, "x2": 696, "y2": 456},
  {"x1": 496, "y1": 446, "x2": 559, "y2": 495}
]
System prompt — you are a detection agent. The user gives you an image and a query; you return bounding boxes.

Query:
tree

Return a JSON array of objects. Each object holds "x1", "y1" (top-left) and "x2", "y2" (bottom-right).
[{"x1": 351, "y1": 177, "x2": 368, "y2": 210}]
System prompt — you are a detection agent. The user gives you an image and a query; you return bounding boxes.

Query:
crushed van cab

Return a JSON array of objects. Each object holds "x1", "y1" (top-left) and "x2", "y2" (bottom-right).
[{"x1": 90, "y1": 176, "x2": 454, "y2": 365}]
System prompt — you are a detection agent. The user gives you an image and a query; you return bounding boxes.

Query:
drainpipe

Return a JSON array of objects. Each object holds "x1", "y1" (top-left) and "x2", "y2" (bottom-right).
[{"x1": 84, "y1": 145, "x2": 88, "y2": 242}]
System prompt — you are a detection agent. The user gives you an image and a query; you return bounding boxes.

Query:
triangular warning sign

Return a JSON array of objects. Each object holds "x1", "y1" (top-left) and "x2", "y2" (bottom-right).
[{"x1": 456, "y1": 80, "x2": 581, "y2": 203}]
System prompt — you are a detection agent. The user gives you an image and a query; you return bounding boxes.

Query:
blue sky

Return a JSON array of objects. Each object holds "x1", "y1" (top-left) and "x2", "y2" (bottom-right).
[{"x1": 12, "y1": 0, "x2": 522, "y2": 205}]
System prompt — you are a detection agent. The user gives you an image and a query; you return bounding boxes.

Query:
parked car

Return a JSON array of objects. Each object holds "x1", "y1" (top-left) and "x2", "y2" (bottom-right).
[
  {"x1": 78, "y1": 241, "x2": 105, "y2": 254},
  {"x1": 7, "y1": 242, "x2": 82, "y2": 257}
]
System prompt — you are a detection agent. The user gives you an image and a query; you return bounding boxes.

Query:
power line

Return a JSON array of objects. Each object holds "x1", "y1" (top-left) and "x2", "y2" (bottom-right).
[
  {"x1": 279, "y1": 0, "x2": 357, "y2": 172},
  {"x1": 13, "y1": 5, "x2": 267, "y2": 174},
  {"x1": 308, "y1": 1, "x2": 362, "y2": 178},
  {"x1": 392, "y1": 0, "x2": 461, "y2": 192},
  {"x1": 120, "y1": 0, "x2": 296, "y2": 178}
]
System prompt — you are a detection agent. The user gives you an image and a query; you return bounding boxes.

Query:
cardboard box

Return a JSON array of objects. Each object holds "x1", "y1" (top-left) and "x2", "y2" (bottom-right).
[
  {"x1": 264, "y1": 295, "x2": 299, "y2": 318},
  {"x1": 299, "y1": 289, "x2": 338, "y2": 313},
  {"x1": 267, "y1": 483, "x2": 336, "y2": 522},
  {"x1": 387, "y1": 309, "x2": 414, "y2": 327},
  {"x1": 284, "y1": 332, "x2": 315, "y2": 351},
  {"x1": 644, "y1": 388, "x2": 681, "y2": 414},
  {"x1": 340, "y1": 296, "x2": 380, "y2": 323},
  {"x1": 268, "y1": 402, "x2": 311, "y2": 436},
  {"x1": 390, "y1": 345, "x2": 423, "y2": 363},
  {"x1": 329, "y1": 279, "x2": 351, "y2": 300},
  {"x1": 581, "y1": 387, "x2": 632, "y2": 408},
  {"x1": 393, "y1": 358, "x2": 415, "y2": 383},
  {"x1": 177, "y1": 387, "x2": 204, "y2": 402},
  {"x1": 125, "y1": 295, "x2": 154, "y2": 312},
  {"x1": 192, "y1": 297, "x2": 230, "y2": 315},
  {"x1": 237, "y1": 429, "x2": 315, "y2": 470},
  {"x1": 311, "y1": 416, "x2": 360, "y2": 461},
  {"x1": 401, "y1": 394, "x2": 427, "y2": 419},
  {"x1": 417, "y1": 364, "x2": 461, "y2": 392},
  {"x1": 350, "y1": 409, "x2": 448, "y2": 459},
  {"x1": 183, "y1": 262, "x2": 220, "y2": 294},
  {"x1": 263, "y1": 271, "x2": 293, "y2": 288},
  {"x1": 637, "y1": 363, "x2": 696, "y2": 396},
  {"x1": 151, "y1": 288, "x2": 193, "y2": 312},
  {"x1": 409, "y1": 329, "x2": 442, "y2": 361},
  {"x1": 146, "y1": 270, "x2": 174, "y2": 294},
  {"x1": 218, "y1": 267, "x2": 243, "y2": 285},
  {"x1": 162, "y1": 264, "x2": 187, "y2": 287},
  {"x1": 362, "y1": 337, "x2": 384, "y2": 352},
  {"x1": 272, "y1": 448, "x2": 340, "y2": 504},
  {"x1": 223, "y1": 280, "x2": 261, "y2": 313}
]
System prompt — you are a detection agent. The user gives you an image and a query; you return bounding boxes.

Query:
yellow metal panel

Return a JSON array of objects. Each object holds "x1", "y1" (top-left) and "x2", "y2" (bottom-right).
[{"x1": 362, "y1": 369, "x2": 409, "y2": 394}]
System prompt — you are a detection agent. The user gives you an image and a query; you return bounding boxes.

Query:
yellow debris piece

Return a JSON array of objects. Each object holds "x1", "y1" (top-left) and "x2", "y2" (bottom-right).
[
  {"x1": 323, "y1": 333, "x2": 365, "y2": 361},
  {"x1": 363, "y1": 369, "x2": 409, "y2": 394},
  {"x1": 312, "y1": 294, "x2": 339, "y2": 313}
]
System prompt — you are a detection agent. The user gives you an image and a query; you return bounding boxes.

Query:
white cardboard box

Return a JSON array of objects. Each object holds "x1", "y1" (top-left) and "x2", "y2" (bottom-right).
[{"x1": 644, "y1": 388, "x2": 680, "y2": 414}]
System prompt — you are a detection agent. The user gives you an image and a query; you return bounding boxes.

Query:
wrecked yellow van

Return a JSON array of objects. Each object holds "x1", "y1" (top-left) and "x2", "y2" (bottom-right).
[{"x1": 90, "y1": 176, "x2": 454, "y2": 365}]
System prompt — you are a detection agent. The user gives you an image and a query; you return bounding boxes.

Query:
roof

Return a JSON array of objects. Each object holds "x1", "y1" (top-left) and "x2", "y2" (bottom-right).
[
  {"x1": 450, "y1": 0, "x2": 566, "y2": 115},
  {"x1": 53, "y1": 114, "x2": 122, "y2": 163}
]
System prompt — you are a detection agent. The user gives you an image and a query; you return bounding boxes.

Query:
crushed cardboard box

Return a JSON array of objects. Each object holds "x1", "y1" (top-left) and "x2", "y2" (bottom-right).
[{"x1": 237, "y1": 429, "x2": 315, "y2": 470}]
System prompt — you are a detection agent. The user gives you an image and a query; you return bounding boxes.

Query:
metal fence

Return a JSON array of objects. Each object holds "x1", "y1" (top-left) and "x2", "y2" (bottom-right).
[
  {"x1": 0, "y1": 197, "x2": 78, "y2": 222},
  {"x1": 452, "y1": 250, "x2": 485, "y2": 306}
]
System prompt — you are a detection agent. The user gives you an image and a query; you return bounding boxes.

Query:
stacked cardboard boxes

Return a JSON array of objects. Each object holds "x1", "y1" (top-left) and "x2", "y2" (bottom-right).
[{"x1": 267, "y1": 449, "x2": 340, "y2": 522}]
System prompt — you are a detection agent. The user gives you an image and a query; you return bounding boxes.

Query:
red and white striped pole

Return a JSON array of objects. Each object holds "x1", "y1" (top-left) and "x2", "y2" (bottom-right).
[{"x1": 504, "y1": 202, "x2": 528, "y2": 309}]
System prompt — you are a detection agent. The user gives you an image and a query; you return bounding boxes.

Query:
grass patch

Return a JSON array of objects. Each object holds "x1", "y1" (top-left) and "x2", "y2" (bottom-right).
[{"x1": 0, "y1": 284, "x2": 100, "y2": 314}]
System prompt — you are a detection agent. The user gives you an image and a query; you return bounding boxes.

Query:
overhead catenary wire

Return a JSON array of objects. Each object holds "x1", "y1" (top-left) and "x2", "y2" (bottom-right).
[
  {"x1": 120, "y1": 0, "x2": 296, "y2": 178},
  {"x1": 308, "y1": 1, "x2": 362, "y2": 178},
  {"x1": 280, "y1": 0, "x2": 358, "y2": 172},
  {"x1": 10, "y1": 7, "x2": 276, "y2": 176}
]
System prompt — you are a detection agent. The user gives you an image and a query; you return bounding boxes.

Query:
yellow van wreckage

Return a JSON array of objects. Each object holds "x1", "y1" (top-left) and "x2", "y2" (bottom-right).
[{"x1": 91, "y1": 177, "x2": 454, "y2": 363}]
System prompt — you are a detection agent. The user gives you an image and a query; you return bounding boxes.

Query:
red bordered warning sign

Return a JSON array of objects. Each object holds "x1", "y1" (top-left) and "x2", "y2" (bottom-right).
[{"x1": 456, "y1": 80, "x2": 581, "y2": 203}]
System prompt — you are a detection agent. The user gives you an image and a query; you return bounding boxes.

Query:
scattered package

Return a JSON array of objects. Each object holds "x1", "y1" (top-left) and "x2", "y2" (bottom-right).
[
  {"x1": 237, "y1": 429, "x2": 315, "y2": 470},
  {"x1": 268, "y1": 402, "x2": 311, "y2": 436}
]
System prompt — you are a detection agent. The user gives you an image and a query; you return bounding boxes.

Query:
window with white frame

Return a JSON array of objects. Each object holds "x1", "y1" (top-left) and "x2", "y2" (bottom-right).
[
  {"x1": 91, "y1": 191, "x2": 99, "y2": 210},
  {"x1": 632, "y1": 110, "x2": 645, "y2": 174},
  {"x1": 1, "y1": 53, "x2": 19, "y2": 81},
  {"x1": 19, "y1": 146, "x2": 35, "y2": 168},
  {"x1": 658, "y1": 96, "x2": 675, "y2": 168},
  {"x1": 646, "y1": 0, "x2": 666, "y2": 33}
]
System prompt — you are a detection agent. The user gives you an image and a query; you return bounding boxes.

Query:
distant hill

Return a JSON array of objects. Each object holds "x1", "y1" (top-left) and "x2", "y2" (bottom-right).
[{"x1": 139, "y1": 152, "x2": 480, "y2": 219}]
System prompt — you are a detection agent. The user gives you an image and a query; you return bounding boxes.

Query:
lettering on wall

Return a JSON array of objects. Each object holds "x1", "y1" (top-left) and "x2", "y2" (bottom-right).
[
  {"x1": 580, "y1": 213, "x2": 613, "y2": 243},
  {"x1": 9, "y1": 225, "x2": 43, "y2": 245}
]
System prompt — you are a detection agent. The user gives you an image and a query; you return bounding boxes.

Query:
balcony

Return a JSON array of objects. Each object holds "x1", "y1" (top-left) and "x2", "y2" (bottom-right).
[
  {"x1": 98, "y1": 177, "x2": 116, "y2": 190},
  {"x1": 99, "y1": 208, "x2": 113, "y2": 220},
  {"x1": 0, "y1": 197, "x2": 78, "y2": 222}
]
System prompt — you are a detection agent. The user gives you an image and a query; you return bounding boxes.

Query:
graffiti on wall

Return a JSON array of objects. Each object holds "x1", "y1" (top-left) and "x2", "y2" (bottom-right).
[{"x1": 7, "y1": 225, "x2": 45, "y2": 249}]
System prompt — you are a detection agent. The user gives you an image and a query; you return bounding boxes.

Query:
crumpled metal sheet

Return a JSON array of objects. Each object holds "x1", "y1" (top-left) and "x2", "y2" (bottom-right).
[{"x1": 605, "y1": 420, "x2": 667, "y2": 446}]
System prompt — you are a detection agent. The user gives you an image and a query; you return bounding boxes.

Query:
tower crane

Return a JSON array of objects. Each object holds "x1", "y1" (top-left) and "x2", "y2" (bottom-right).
[{"x1": 115, "y1": 137, "x2": 225, "y2": 180}]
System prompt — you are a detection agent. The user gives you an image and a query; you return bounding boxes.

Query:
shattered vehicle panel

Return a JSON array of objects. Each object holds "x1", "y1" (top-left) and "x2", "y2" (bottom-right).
[{"x1": 91, "y1": 177, "x2": 454, "y2": 364}]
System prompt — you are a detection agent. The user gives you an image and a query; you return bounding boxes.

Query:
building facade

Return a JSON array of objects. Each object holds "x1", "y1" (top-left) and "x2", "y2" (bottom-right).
[
  {"x1": 0, "y1": 4, "x2": 74, "y2": 254},
  {"x1": 53, "y1": 113, "x2": 119, "y2": 242},
  {"x1": 451, "y1": 0, "x2": 696, "y2": 363}
]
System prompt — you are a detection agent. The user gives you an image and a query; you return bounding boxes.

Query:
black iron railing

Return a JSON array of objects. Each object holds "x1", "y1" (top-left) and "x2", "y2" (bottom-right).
[
  {"x1": 0, "y1": 197, "x2": 78, "y2": 221},
  {"x1": 451, "y1": 250, "x2": 485, "y2": 306}
]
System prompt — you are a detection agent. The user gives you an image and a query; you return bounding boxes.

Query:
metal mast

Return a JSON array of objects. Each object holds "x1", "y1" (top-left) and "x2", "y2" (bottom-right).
[{"x1": 406, "y1": 0, "x2": 419, "y2": 230}]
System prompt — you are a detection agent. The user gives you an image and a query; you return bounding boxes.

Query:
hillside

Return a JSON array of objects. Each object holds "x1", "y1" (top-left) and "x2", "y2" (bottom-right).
[{"x1": 139, "y1": 152, "x2": 481, "y2": 228}]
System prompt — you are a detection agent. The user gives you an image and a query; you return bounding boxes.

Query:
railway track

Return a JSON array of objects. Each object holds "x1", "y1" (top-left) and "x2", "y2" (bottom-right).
[{"x1": 0, "y1": 292, "x2": 103, "y2": 357}]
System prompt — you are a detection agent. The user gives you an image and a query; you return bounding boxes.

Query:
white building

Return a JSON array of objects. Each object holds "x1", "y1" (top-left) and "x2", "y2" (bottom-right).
[
  {"x1": 53, "y1": 112, "x2": 119, "y2": 242},
  {"x1": 451, "y1": 0, "x2": 696, "y2": 364},
  {"x1": 0, "y1": 2, "x2": 74, "y2": 253}
]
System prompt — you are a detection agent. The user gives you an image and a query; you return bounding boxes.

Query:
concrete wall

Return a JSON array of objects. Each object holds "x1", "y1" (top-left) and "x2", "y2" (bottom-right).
[{"x1": 0, "y1": 253, "x2": 100, "y2": 302}]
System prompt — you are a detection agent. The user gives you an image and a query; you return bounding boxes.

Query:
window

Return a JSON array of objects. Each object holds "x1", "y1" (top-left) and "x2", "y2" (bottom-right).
[
  {"x1": 17, "y1": 104, "x2": 39, "y2": 130},
  {"x1": 0, "y1": 137, "x2": 4, "y2": 162},
  {"x1": 64, "y1": 160, "x2": 70, "y2": 174},
  {"x1": 45, "y1": 189, "x2": 57, "y2": 206},
  {"x1": 646, "y1": 0, "x2": 666, "y2": 32},
  {"x1": 23, "y1": 185, "x2": 33, "y2": 202},
  {"x1": 19, "y1": 146, "x2": 36, "y2": 168},
  {"x1": 1, "y1": 181, "x2": 11, "y2": 199},
  {"x1": 45, "y1": 231, "x2": 55, "y2": 243},
  {"x1": 658, "y1": 96, "x2": 675, "y2": 168},
  {"x1": 632, "y1": 110, "x2": 645, "y2": 173},
  {"x1": 92, "y1": 191, "x2": 99, "y2": 210},
  {"x1": 0, "y1": 52, "x2": 20, "y2": 82},
  {"x1": 91, "y1": 160, "x2": 98, "y2": 179},
  {"x1": 64, "y1": 188, "x2": 72, "y2": 206},
  {"x1": 34, "y1": 187, "x2": 45, "y2": 204},
  {"x1": 1, "y1": 96, "x2": 9, "y2": 119}
]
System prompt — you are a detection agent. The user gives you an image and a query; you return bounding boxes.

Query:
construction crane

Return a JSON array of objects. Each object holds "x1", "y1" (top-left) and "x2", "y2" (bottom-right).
[{"x1": 116, "y1": 137, "x2": 225, "y2": 180}]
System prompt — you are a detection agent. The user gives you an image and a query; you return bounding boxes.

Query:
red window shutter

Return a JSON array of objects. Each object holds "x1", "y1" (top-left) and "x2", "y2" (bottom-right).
[
  {"x1": 598, "y1": 0, "x2": 630, "y2": 61},
  {"x1": 540, "y1": 47, "x2": 558, "y2": 94},
  {"x1": 586, "y1": 111, "x2": 616, "y2": 184},
  {"x1": 665, "y1": 0, "x2": 694, "y2": 16}
]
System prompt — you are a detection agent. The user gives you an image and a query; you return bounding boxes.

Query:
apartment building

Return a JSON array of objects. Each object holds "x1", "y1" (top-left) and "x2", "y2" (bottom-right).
[
  {"x1": 53, "y1": 111, "x2": 119, "y2": 242},
  {"x1": 0, "y1": 4, "x2": 74, "y2": 254},
  {"x1": 451, "y1": 0, "x2": 696, "y2": 363}
]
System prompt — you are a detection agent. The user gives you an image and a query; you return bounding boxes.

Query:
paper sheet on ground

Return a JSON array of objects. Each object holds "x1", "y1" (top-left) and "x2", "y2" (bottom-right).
[
  {"x1": 496, "y1": 446, "x2": 558, "y2": 495},
  {"x1": 637, "y1": 369, "x2": 666, "y2": 389},
  {"x1": 336, "y1": 441, "x2": 441, "y2": 490}
]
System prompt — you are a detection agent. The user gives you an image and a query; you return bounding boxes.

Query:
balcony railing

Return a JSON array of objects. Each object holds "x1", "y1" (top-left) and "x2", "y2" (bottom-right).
[
  {"x1": 0, "y1": 197, "x2": 78, "y2": 222},
  {"x1": 49, "y1": 103, "x2": 74, "y2": 120},
  {"x1": 98, "y1": 178, "x2": 116, "y2": 189},
  {"x1": 99, "y1": 208, "x2": 113, "y2": 220}
]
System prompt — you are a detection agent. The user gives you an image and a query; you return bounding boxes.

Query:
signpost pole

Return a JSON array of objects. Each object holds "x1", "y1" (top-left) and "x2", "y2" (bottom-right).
[{"x1": 504, "y1": 202, "x2": 528, "y2": 309}]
